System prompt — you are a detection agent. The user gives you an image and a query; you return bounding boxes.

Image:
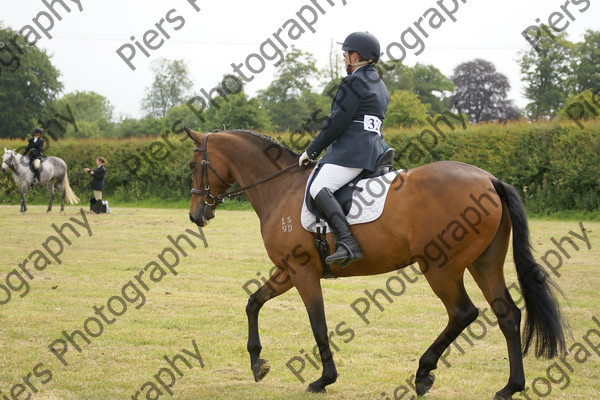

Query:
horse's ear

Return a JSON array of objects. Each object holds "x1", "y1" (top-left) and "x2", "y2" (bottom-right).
[{"x1": 184, "y1": 126, "x2": 202, "y2": 144}]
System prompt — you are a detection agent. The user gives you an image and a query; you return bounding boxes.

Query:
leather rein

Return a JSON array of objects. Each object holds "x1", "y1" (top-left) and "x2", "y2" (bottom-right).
[{"x1": 190, "y1": 133, "x2": 298, "y2": 206}]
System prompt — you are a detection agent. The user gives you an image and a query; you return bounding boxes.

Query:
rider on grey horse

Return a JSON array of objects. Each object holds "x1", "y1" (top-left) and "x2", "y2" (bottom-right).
[{"x1": 23, "y1": 127, "x2": 45, "y2": 185}]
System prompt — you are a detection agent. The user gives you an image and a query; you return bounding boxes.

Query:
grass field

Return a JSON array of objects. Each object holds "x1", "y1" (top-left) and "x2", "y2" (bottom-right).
[{"x1": 0, "y1": 205, "x2": 598, "y2": 400}]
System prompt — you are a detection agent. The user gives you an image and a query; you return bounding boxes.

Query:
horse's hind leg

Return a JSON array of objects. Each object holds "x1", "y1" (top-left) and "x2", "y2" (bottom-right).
[
  {"x1": 246, "y1": 267, "x2": 293, "y2": 382},
  {"x1": 57, "y1": 179, "x2": 65, "y2": 212},
  {"x1": 416, "y1": 268, "x2": 479, "y2": 396},
  {"x1": 47, "y1": 181, "x2": 55, "y2": 212},
  {"x1": 468, "y1": 212, "x2": 525, "y2": 400}
]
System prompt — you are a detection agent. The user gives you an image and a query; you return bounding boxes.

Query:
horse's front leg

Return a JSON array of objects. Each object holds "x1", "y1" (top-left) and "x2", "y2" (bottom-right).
[
  {"x1": 293, "y1": 268, "x2": 338, "y2": 393},
  {"x1": 19, "y1": 187, "x2": 28, "y2": 215},
  {"x1": 47, "y1": 182, "x2": 55, "y2": 212},
  {"x1": 246, "y1": 267, "x2": 293, "y2": 382}
]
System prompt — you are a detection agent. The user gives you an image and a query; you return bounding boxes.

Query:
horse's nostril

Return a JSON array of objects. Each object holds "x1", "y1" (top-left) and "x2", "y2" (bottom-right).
[{"x1": 189, "y1": 213, "x2": 196, "y2": 223}]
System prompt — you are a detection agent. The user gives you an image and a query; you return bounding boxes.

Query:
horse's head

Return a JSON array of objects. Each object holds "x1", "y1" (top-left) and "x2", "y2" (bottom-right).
[
  {"x1": 1, "y1": 148, "x2": 14, "y2": 173},
  {"x1": 185, "y1": 127, "x2": 234, "y2": 227}
]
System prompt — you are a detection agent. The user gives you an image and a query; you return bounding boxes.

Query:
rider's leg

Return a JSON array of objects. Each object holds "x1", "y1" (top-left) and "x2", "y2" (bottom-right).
[
  {"x1": 93, "y1": 191, "x2": 103, "y2": 213},
  {"x1": 32, "y1": 159, "x2": 41, "y2": 184},
  {"x1": 310, "y1": 164, "x2": 363, "y2": 267}
]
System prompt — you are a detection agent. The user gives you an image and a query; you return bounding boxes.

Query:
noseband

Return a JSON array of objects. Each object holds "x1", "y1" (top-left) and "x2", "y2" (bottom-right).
[{"x1": 190, "y1": 133, "x2": 299, "y2": 206}]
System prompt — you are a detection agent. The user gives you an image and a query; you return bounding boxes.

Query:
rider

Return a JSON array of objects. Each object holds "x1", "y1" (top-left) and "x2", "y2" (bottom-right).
[
  {"x1": 23, "y1": 127, "x2": 45, "y2": 185},
  {"x1": 299, "y1": 32, "x2": 389, "y2": 267}
]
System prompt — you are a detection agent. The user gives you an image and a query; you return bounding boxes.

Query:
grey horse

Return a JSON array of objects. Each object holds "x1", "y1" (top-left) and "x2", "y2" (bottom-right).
[{"x1": 1, "y1": 148, "x2": 80, "y2": 214}]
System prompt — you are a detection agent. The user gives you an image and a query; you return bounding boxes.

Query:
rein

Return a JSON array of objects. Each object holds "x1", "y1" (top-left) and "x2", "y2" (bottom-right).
[{"x1": 191, "y1": 133, "x2": 298, "y2": 205}]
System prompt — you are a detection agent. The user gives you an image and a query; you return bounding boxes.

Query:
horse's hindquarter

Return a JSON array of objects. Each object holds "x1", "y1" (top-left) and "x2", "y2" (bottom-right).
[
  {"x1": 394, "y1": 161, "x2": 503, "y2": 275},
  {"x1": 331, "y1": 162, "x2": 502, "y2": 278}
]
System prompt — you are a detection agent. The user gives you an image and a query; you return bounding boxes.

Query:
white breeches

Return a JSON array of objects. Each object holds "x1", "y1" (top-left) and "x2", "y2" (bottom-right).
[
  {"x1": 309, "y1": 163, "x2": 363, "y2": 199},
  {"x1": 33, "y1": 159, "x2": 41, "y2": 169}
]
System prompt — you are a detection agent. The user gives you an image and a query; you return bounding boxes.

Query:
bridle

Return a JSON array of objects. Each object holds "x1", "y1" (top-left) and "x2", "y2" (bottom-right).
[{"x1": 191, "y1": 133, "x2": 299, "y2": 206}]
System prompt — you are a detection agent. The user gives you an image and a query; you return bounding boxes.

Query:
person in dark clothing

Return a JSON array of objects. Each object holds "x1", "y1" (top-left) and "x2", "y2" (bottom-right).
[
  {"x1": 299, "y1": 32, "x2": 390, "y2": 268},
  {"x1": 84, "y1": 157, "x2": 106, "y2": 213},
  {"x1": 23, "y1": 127, "x2": 45, "y2": 184}
]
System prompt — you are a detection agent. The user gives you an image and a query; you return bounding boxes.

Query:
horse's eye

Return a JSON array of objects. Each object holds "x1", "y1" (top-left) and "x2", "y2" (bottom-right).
[{"x1": 189, "y1": 161, "x2": 197, "y2": 170}]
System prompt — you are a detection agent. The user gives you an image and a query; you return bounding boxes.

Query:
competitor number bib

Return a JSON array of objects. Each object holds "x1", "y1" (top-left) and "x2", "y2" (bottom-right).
[{"x1": 363, "y1": 114, "x2": 382, "y2": 137}]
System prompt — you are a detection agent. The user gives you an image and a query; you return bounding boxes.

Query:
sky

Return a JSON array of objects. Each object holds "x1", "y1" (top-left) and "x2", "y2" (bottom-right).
[{"x1": 1, "y1": 0, "x2": 598, "y2": 120}]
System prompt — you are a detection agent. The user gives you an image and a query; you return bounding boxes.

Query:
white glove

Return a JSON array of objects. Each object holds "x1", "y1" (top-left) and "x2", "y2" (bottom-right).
[{"x1": 298, "y1": 151, "x2": 311, "y2": 166}]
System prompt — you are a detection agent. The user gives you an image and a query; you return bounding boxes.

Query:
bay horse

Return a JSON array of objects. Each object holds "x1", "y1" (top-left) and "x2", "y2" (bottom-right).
[
  {"x1": 1, "y1": 148, "x2": 80, "y2": 214},
  {"x1": 184, "y1": 127, "x2": 566, "y2": 400}
]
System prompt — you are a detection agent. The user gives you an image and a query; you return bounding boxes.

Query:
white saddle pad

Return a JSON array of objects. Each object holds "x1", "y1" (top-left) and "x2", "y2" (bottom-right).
[{"x1": 301, "y1": 170, "x2": 403, "y2": 233}]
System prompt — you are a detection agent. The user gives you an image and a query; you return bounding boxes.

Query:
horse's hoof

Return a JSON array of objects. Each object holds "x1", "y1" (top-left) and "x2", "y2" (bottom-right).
[
  {"x1": 251, "y1": 359, "x2": 270, "y2": 382},
  {"x1": 415, "y1": 373, "x2": 435, "y2": 396},
  {"x1": 306, "y1": 384, "x2": 327, "y2": 394},
  {"x1": 17, "y1": 212, "x2": 25, "y2": 215},
  {"x1": 492, "y1": 392, "x2": 513, "y2": 400}
]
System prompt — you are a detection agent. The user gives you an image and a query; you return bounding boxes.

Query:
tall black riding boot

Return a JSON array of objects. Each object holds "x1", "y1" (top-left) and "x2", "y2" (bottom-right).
[
  {"x1": 314, "y1": 188, "x2": 364, "y2": 267},
  {"x1": 93, "y1": 200, "x2": 102, "y2": 214},
  {"x1": 32, "y1": 169, "x2": 40, "y2": 185}
]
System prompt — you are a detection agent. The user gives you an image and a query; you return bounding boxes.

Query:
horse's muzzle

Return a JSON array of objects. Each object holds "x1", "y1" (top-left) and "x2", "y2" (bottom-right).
[
  {"x1": 189, "y1": 212, "x2": 209, "y2": 227},
  {"x1": 189, "y1": 203, "x2": 215, "y2": 227}
]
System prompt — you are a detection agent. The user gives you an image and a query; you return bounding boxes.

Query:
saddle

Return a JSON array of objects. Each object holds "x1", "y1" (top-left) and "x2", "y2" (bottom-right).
[
  {"x1": 28, "y1": 157, "x2": 46, "y2": 173},
  {"x1": 304, "y1": 148, "x2": 396, "y2": 280},
  {"x1": 305, "y1": 148, "x2": 396, "y2": 219}
]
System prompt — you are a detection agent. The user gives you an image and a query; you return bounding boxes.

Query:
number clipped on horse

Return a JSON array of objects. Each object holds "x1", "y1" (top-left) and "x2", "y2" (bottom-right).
[
  {"x1": 184, "y1": 128, "x2": 566, "y2": 400},
  {"x1": 1, "y1": 148, "x2": 80, "y2": 214}
]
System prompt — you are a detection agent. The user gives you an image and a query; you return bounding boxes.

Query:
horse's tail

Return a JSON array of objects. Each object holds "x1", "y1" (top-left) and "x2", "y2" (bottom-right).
[
  {"x1": 492, "y1": 178, "x2": 566, "y2": 359},
  {"x1": 63, "y1": 171, "x2": 80, "y2": 205}
]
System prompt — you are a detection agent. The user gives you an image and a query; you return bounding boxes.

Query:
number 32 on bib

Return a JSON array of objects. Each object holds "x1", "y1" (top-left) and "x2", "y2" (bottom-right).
[{"x1": 363, "y1": 114, "x2": 382, "y2": 137}]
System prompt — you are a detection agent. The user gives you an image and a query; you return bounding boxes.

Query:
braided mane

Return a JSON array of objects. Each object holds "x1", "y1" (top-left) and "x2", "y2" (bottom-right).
[{"x1": 224, "y1": 129, "x2": 300, "y2": 158}]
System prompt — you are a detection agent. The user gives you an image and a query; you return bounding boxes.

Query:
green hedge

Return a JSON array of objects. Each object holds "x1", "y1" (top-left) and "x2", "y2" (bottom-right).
[
  {"x1": 0, "y1": 133, "x2": 196, "y2": 205},
  {"x1": 384, "y1": 120, "x2": 600, "y2": 213},
  {"x1": 1, "y1": 121, "x2": 599, "y2": 213}
]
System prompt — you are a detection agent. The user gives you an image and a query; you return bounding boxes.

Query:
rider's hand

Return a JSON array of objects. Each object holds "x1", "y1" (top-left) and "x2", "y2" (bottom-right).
[{"x1": 298, "y1": 151, "x2": 311, "y2": 167}]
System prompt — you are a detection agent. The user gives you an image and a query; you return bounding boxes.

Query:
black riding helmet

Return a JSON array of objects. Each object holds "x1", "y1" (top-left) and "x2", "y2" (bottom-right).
[
  {"x1": 338, "y1": 32, "x2": 380, "y2": 63},
  {"x1": 33, "y1": 127, "x2": 42, "y2": 134}
]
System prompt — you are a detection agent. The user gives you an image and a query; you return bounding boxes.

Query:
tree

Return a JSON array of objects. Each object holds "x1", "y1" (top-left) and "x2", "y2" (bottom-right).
[
  {"x1": 519, "y1": 32, "x2": 574, "y2": 119},
  {"x1": 142, "y1": 58, "x2": 193, "y2": 118},
  {"x1": 114, "y1": 116, "x2": 168, "y2": 138},
  {"x1": 52, "y1": 91, "x2": 115, "y2": 138},
  {"x1": 258, "y1": 47, "x2": 319, "y2": 131},
  {"x1": 0, "y1": 24, "x2": 63, "y2": 138},
  {"x1": 572, "y1": 30, "x2": 600, "y2": 92},
  {"x1": 412, "y1": 63, "x2": 454, "y2": 115},
  {"x1": 209, "y1": 92, "x2": 271, "y2": 131},
  {"x1": 385, "y1": 90, "x2": 430, "y2": 127},
  {"x1": 260, "y1": 46, "x2": 317, "y2": 102},
  {"x1": 450, "y1": 59, "x2": 515, "y2": 123},
  {"x1": 378, "y1": 61, "x2": 415, "y2": 93},
  {"x1": 557, "y1": 89, "x2": 600, "y2": 124},
  {"x1": 320, "y1": 39, "x2": 344, "y2": 96}
]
